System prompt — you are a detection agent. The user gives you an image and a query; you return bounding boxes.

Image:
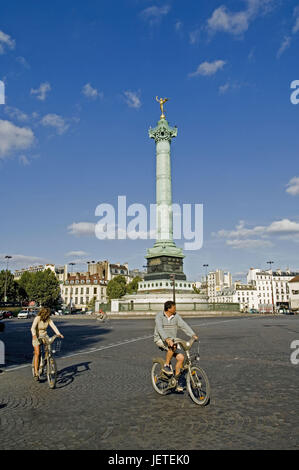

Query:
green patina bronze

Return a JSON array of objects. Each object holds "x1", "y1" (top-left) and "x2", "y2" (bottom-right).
[{"x1": 145, "y1": 114, "x2": 186, "y2": 281}]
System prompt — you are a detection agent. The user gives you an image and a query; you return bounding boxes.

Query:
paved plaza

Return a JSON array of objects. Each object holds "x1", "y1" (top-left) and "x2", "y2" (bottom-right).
[{"x1": 0, "y1": 315, "x2": 298, "y2": 450}]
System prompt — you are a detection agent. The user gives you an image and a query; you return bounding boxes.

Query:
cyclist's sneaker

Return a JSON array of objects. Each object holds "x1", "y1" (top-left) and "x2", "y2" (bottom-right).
[
  {"x1": 162, "y1": 364, "x2": 173, "y2": 376},
  {"x1": 175, "y1": 374, "x2": 184, "y2": 392}
]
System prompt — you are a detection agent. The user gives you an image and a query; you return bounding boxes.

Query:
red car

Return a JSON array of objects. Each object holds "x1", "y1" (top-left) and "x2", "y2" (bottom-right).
[{"x1": 2, "y1": 311, "x2": 13, "y2": 319}]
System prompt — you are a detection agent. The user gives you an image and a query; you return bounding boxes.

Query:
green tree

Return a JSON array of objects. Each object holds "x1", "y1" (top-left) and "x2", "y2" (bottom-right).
[
  {"x1": 193, "y1": 285, "x2": 201, "y2": 294},
  {"x1": 17, "y1": 271, "x2": 35, "y2": 303},
  {"x1": 106, "y1": 275, "x2": 127, "y2": 300},
  {"x1": 19, "y1": 269, "x2": 61, "y2": 308},
  {"x1": 0, "y1": 270, "x2": 19, "y2": 302},
  {"x1": 87, "y1": 296, "x2": 97, "y2": 311},
  {"x1": 126, "y1": 276, "x2": 142, "y2": 295}
]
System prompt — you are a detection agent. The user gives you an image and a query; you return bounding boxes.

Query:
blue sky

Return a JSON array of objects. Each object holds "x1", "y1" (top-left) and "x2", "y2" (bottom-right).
[{"x1": 0, "y1": 0, "x2": 299, "y2": 282}]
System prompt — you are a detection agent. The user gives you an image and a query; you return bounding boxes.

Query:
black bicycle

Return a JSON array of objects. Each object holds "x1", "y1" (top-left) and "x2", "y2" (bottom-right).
[
  {"x1": 151, "y1": 337, "x2": 210, "y2": 406},
  {"x1": 32, "y1": 335, "x2": 62, "y2": 389}
]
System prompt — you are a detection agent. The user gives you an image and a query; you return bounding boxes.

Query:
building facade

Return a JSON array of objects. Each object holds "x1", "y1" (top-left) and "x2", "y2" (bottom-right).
[
  {"x1": 247, "y1": 268, "x2": 299, "y2": 310},
  {"x1": 213, "y1": 283, "x2": 258, "y2": 311},
  {"x1": 208, "y1": 270, "x2": 232, "y2": 302},
  {"x1": 289, "y1": 275, "x2": 299, "y2": 311},
  {"x1": 61, "y1": 273, "x2": 107, "y2": 310}
]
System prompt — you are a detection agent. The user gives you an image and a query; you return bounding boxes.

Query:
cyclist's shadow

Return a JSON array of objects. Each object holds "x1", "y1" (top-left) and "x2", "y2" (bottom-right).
[{"x1": 55, "y1": 362, "x2": 91, "y2": 389}]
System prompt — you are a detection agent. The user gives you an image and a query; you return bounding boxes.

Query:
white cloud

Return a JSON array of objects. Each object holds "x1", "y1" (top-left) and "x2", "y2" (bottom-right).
[
  {"x1": 19, "y1": 154, "x2": 30, "y2": 166},
  {"x1": 207, "y1": 6, "x2": 250, "y2": 36},
  {"x1": 277, "y1": 36, "x2": 291, "y2": 58},
  {"x1": 207, "y1": 1, "x2": 275, "y2": 36},
  {"x1": 214, "y1": 218, "x2": 299, "y2": 248},
  {"x1": 266, "y1": 219, "x2": 299, "y2": 236},
  {"x1": 140, "y1": 5, "x2": 171, "y2": 24},
  {"x1": 293, "y1": 6, "x2": 299, "y2": 34},
  {"x1": 286, "y1": 176, "x2": 299, "y2": 196},
  {"x1": 82, "y1": 83, "x2": 103, "y2": 100},
  {"x1": 123, "y1": 90, "x2": 142, "y2": 109},
  {"x1": 226, "y1": 239, "x2": 273, "y2": 249},
  {"x1": 4, "y1": 106, "x2": 30, "y2": 122},
  {"x1": 219, "y1": 80, "x2": 244, "y2": 94},
  {"x1": 219, "y1": 83, "x2": 230, "y2": 94},
  {"x1": 30, "y1": 82, "x2": 51, "y2": 101},
  {"x1": 68, "y1": 222, "x2": 96, "y2": 236},
  {"x1": 189, "y1": 28, "x2": 201, "y2": 44},
  {"x1": 40, "y1": 114, "x2": 70, "y2": 135},
  {"x1": 189, "y1": 60, "x2": 226, "y2": 77},
  {"x1": 0, "y1": 120, "x2": 35, "y2": 159},
  {"x1": 0, "y1": 30, "x2": 15, "y2": 54},
  {"x1": 0, "y1": 254, "x2": 45, "y2": 268},
  {"x1": 65, "y1": 250, "x2": 89, "y2": 257},
  {"x1": 175, "y1": 21, "x2": 183, "y2": 32},
  {"x1": 16, "y1": 56, "x2": 30, "y2": 69}
]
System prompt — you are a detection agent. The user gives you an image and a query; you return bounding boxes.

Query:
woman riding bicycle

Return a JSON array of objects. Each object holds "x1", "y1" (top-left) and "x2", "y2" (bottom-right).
[{"x1": 31, "y1": 307, "x2": 64, "y2": 380}]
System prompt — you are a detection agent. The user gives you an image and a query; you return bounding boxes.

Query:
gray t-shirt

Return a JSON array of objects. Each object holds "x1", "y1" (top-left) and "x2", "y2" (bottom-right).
[{"x1": 154, "y1": 311, "x2": 195, "y2": 344}]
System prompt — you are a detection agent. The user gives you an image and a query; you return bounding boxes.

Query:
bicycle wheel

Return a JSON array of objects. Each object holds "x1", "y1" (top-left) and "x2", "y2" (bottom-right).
[
  {"x1": 186, "y1": 366, "x2": 210, "y2": 406},
  {"x1": 31, "y1": 355, "x2": 37, "y2": 378},
  {"x1": 151, "y1": 362, "x2": 170, "y2": 395},
  {"x1": 47, "y1": 356, "x2": 57, "y2": 389}
]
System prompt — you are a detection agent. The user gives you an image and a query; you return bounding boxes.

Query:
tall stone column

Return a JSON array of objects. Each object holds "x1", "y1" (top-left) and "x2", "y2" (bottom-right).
[{"x1": 145, "y1": 114, "x2": 186, "y2": 281}]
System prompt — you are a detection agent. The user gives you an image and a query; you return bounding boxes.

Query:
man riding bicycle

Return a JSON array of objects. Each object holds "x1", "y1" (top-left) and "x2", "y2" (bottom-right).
[{"x1": 154, "y1": 300, "x2": 198, "y2": 392}]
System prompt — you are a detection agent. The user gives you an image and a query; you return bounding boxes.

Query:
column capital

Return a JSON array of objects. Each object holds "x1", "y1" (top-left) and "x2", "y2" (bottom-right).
[{"x1": 149, "y1": 119, "x2": 178, "y2": 143}]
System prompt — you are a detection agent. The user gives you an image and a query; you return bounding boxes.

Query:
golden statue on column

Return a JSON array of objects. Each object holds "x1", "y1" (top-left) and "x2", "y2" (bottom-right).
[{"x1": 156, "y1": 96, "x2": 169, "y2": 119}]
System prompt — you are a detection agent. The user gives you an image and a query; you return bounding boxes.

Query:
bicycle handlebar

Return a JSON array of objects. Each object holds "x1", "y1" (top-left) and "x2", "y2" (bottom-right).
[
  {"x1": 173, "y1": 337, "x2": 198, "y2": 351},
  {"x1": 41, "y1": 334, "x2": 62, "y2": 345}
]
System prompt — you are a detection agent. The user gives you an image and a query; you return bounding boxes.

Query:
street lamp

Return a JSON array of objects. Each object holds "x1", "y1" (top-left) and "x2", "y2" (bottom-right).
[
  {"x1": 169, "y1": 274, "x2": 176, "y2": 304},
  {"x1": 68, "y1": 263, "x2": 76, "y2": 312},
  {"x1": 203, "y1": 264, "x2": 209, "y2": 295},
  {"x1": 267, "y1": 261, "x2": 275, "y2": 314},
  {"x1": 4, "y1": 255, "x2": 12, "y2": 303}
]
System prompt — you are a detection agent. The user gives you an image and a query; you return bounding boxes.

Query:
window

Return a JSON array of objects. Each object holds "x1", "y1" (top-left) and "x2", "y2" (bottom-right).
[{"x1": 94, "y1": 287, "x2": 97, "y2": 295}]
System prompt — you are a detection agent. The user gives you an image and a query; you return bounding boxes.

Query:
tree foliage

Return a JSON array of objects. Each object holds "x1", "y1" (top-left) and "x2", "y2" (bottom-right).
[
  {"x1": 18, "y1": 269, "x2": 60, "y2": 308},
  {"x1": 106, "y1": 275, "x2": 127, "y2": 300},
  {"x1": 126, "y1": 276, "x2": 142, "y2": 295},
  {"x1": 0, "y1": 270, "x2": 19, "y2": 301}
]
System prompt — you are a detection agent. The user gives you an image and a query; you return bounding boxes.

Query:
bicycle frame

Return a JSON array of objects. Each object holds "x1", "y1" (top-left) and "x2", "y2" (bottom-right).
[
  {"x1": 151, "y1": 338, "x2": 210, "y2": 405},
  {"x1": 32, "y1": 335, "x2": 60, "y2": 389}
]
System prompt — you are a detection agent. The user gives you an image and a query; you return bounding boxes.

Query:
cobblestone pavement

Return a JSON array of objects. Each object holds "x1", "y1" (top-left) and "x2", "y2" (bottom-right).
[{"x1": 0, "y1": 315, "x2": 298, "y2": 450}]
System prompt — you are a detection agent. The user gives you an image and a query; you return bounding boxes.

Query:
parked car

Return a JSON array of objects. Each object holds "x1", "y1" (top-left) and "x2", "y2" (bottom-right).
[
  {"x1": 18, "y1": 310, "x2": 33, "y2": 319},
  {"x1": 85, "y1": 310, "x2": 94, "y2": 315},
  {"x1": 0, "y1": 312, "x2": 3, "y2": 320},
  {"x1": 2, "y1": 311, "x2": 13, "y2": 319},
  {"x1": 249, "y1": 309, "x2": 259, "y2": 314},
  {"x1": 54, "y1": 310, "x2": 64, "y2": 316}
]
